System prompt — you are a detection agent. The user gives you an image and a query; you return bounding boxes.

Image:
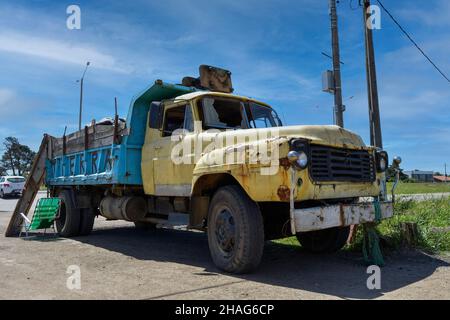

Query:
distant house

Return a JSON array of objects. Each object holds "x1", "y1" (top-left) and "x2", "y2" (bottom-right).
[
  {"x1": 404, "y1": 170, "x2": 434, "y2": 182},
  {"x1": 433, "y1": 176, "x2": 450, "y2": 183}
]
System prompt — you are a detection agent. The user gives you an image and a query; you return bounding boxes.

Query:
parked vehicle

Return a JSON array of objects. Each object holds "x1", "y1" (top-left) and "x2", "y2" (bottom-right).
[
  {"x1": 0, "y1": 176, "x2": 26, "y2": 198},
  {"x1": 8, "y1": 66, "x2": 399, "y2": 273}
]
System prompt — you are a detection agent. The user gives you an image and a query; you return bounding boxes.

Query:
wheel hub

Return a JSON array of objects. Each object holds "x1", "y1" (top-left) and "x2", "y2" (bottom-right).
[{"x1": 215, "y1": 209, "x2": 235, "y2": 254}]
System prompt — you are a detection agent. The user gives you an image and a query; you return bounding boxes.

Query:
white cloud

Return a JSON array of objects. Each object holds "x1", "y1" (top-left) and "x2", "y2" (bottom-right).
[
  {"x1": 397, "y1": 0, "x2": 450, "y2": 27},
  {"x1": 0, "y1": 31, "x2": 130, "y2": 73},
  {"x1": 0, "y1": 88, "x2": 15, "y2": 106}
]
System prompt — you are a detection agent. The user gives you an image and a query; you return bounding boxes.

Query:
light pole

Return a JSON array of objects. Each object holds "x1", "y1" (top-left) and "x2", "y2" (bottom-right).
[{"x1": 77, "y1": 61, "x2": 90, "y2": 131}]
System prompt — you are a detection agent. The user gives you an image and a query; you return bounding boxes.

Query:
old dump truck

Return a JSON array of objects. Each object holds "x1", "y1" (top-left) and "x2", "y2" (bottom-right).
[{"x1": 6, "y1": 65, "x2": 398, "y2": 273}]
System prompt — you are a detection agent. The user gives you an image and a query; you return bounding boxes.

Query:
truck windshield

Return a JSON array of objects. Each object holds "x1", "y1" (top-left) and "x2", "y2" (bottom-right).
[
  {"x1": 246, "y1": 102, "x2": 282, "y2": 128},
  {"x1": 200, "y1": 97, "x2": 247, "y2": 129},
  {"x1": 199, "y1": 97, "x2": 282, "y2": 130}
]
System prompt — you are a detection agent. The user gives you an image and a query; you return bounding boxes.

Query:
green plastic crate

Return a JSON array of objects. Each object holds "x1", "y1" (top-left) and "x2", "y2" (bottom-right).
[{"x1": 28, "y1": 198, "x2": 61, "y2": 230}]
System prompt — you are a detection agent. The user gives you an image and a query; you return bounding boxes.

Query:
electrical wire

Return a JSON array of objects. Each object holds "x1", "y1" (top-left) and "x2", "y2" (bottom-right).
[{"x1": 376, "y1": 0, "x2": 450, "y2": 84}]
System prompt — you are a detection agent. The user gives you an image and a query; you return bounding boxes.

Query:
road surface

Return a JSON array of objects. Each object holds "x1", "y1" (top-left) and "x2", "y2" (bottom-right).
[{"x1": 0, "y1": 192, "x2": 449, "y2": 299}]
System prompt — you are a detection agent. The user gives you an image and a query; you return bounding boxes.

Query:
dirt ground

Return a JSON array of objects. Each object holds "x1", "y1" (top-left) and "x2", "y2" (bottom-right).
[{"x1": 0, "y1": 195, "x2": 449, "y2": 300}]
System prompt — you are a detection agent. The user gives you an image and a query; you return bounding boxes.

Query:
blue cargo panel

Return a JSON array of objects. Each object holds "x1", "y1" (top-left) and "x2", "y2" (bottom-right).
[{"x1": 45, "y1": 81, "x2": 196, "y2": 186}]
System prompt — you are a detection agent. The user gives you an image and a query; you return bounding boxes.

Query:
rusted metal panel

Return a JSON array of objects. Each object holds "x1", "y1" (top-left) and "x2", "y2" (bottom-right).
[
  {"x1": 189, "y1": 196, "x2": 210, "y2": 229},
  {"x1": 199, "y1": 65, "x2": 233, "y2": 93},
  {"x1": 293, "y1": 202, "x2": 393, "y2": 233},
  {"x1": 53, "y1": 123, "x2": 128, "y2": 156}
]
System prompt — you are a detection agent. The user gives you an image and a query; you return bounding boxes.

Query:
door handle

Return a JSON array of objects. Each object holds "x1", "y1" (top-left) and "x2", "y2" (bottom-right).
[{"x1": 153, "y1": 145, "x2": 162, "y2": 150}]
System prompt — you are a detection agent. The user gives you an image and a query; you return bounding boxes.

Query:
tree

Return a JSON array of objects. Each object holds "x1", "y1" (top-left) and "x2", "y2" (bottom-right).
[
  {"x1": 0, "y1": 164, "x2": 6, "y2": 176},
  {"x1": 0, "y1": 137, "x2": 36, "y2": 176}
]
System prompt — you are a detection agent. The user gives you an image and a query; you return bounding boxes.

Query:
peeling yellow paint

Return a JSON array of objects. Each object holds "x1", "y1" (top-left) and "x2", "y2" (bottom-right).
[{"x1": 141, "y1": 92, "x2": 382, "y2": 202}]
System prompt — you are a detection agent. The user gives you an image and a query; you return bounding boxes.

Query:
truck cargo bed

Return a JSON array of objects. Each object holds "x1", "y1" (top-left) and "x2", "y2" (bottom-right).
[{"x1": 45, "y1": 81, "x2": 196, "y2": 186}]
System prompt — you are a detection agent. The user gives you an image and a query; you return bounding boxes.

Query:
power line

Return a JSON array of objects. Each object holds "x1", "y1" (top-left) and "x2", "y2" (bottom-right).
[
  {"x1": 376, "y1": 0, "x2": 450, "y2": 84},
  {"x1": 321, "y1": 52, "x2": 345, "y2": 65}
]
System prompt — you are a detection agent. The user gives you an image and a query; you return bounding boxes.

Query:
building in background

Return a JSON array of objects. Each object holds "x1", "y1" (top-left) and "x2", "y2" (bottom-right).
[
  {"x1": 433, "y1": 176, "x2": 450, "y2": 183},
  {"x1": 404, "y1": 170, "x2": 434, "y2": 182}
]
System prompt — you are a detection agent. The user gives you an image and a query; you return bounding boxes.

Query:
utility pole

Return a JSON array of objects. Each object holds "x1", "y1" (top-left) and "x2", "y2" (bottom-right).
[
  {"x1": 363, "y1": 0, "x2": 382, "y2": 148},
  {"x1": 445, "y1": 163, "x2": 448, "y2": 184},
  {"x1": 329, "y1": 0, "x2": 345, "y2": 128},
  {"x1": 77, "y1": 62, "x2": 90, "y2": 131}
]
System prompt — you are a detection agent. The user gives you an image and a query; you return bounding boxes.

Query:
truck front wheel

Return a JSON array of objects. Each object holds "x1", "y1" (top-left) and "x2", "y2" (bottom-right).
[
  {"x1": 78, "y1": 208, "x2": 95, "y2": 236},
  {"x1": 207, "y1": 186, "x2": 264, "y2": 274},
  {"x1": 296, "y1": 226, "x2": 350, "y2": 253}
]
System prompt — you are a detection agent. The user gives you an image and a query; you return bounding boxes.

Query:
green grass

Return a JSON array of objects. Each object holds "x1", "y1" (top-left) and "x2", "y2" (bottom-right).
[
  {"x1": 376, "y1": 197, "x2": 450, "y2": 253},
  {"x1": 273, "y1": 197, "x2": 450, "y2": 253},
  {"x1": 272, "y1": 236, "x2": 299, "y2": 248},
  {"x1": 388, "y1": 182, "x2": 450, "y2": 195}
]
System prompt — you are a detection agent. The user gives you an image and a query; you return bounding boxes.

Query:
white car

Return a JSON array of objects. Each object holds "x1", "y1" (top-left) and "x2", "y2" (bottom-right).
[{"x1": 0, "y1": 176, "x2": 26, "y2": 198}]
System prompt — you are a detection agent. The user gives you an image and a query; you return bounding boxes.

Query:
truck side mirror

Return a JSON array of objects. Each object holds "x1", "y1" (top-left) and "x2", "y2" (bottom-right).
[
  {"x1": 392, "y1": 156, "x2": 402, "y2": 169},
  {"x1": 149, "y1": 101, "x2": 163, "y2": 129}
]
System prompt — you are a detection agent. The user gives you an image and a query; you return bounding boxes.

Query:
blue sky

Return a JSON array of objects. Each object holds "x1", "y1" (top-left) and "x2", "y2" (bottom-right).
[{"x1": 0, "y1": 0, "x2": 449, "y2": 172}]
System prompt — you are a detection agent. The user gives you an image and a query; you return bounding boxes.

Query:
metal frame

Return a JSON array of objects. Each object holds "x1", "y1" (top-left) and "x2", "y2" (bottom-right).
[{"x1": 289, "y1": 167, "x2": 393, "y2": 235}]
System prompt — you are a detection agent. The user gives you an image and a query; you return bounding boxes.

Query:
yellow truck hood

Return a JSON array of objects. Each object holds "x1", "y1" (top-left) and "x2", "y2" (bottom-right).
[
  {"x1": 192, "y1": 124, "x2": 368, "y2": 175},
  {"x1": 272, "y1": 124, "x2": 366, "y2": 149},
  {"x1": 206, "y1": 124, "x2": 366, "y2": 149}
]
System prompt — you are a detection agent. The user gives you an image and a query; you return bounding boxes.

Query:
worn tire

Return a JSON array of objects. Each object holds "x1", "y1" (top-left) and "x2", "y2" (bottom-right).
[
  {"x1": 0, "y1": 190, "x2": 4, "y2": 199},
  {"x1": 78, "y1": 208, "x2": 95, "y2": 236},
  {"x1": 207, "y1": 185, "x2": 264, "y2": 274},
  {"x1": 55, "y1": 190, "x2": 81, "y2": 237},
  {"x1": 134, "y1": 221, "x2": 156, "y2": 230},
  {"x1": 296, "y1": 226, "x2": 350, "y2": 253}
]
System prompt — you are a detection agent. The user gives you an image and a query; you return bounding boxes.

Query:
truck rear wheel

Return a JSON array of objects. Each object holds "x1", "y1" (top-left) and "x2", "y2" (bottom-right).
[
  {"x1": 296, "y1": 226, "x2": 350, "y2": 253},
  {"x1": 55, "y1": 190, "x2": 81, "y2": 237},
  {"x1": 78, "y1": 208, "x2": 95, "y2": 236},
  {"x1": 207, "y1": 185, "x2": 264, "y2": 274}
]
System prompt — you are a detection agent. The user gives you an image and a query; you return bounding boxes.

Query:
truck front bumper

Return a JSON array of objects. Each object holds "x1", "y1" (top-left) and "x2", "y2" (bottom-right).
[{"x1": 292, "y1": 201, "x2": 393, "y2": 233}]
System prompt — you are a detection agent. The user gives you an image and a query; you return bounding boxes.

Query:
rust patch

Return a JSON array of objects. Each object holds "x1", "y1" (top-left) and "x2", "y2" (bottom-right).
[
  {"x1": 280, "y1": 168, "x2": 289, "y2": 185},
  {"x1": 339, "y1": 203, "x2": 345, "y2": 226},
  {"x1": 277, "y1": 185, "x2": 290, "y2": 201},
  {"x1": 279, "y1": 157, "x2": 290, "y2": 170},
  {"x1": 239, "y1": 164, "x2": 249, "y2": 176}
]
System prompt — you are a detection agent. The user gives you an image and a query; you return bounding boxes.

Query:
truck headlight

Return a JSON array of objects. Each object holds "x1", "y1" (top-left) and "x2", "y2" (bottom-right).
[
  {"x1": 287, "y1": 151, "x2": 308, "y2": 170},
  {"x1": 376, "y1": 151, "x2": 388, "y2": 172},
  {"x1": 379, "y1": 157, "x2": 387, "y2": 171}
]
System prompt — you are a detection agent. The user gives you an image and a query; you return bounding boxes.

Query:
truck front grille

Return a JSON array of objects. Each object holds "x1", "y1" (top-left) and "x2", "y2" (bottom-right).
[{"x1": 309, "y1": 145, "x2": 375, "y2": 183}]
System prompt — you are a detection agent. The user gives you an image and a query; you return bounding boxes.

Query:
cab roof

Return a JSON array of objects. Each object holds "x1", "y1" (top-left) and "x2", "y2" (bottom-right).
[{"x1": 173, "y1": 90, "x2": 272, "y2": 108}]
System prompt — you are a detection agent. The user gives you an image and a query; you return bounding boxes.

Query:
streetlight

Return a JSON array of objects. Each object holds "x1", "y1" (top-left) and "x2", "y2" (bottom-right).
[{"x1": 77, "y1": 61, "x2": 90, "y2": 130}]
